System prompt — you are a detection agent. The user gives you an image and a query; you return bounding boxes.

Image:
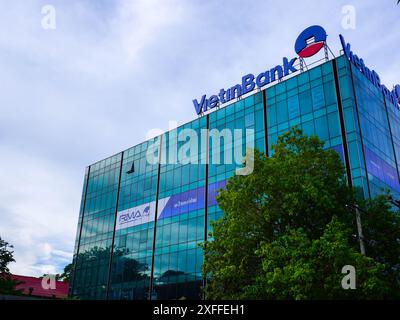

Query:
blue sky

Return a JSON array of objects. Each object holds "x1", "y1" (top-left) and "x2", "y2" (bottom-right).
[{"x1": 0, "y1": 0, "x2": 399, "y2": 276}]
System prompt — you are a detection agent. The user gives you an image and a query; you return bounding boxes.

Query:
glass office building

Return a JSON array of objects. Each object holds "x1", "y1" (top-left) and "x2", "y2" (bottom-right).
[{"x1": 69, "y1": 54, "x2": 400, "y2": 300}]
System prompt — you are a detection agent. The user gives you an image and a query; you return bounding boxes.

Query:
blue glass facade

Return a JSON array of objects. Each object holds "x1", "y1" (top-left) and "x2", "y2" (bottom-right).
[{"x1": 70, "y1": 55, "x2": 400, "y2": 300}]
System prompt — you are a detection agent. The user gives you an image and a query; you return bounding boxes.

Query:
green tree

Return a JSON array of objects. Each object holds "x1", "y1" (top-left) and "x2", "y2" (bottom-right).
[
  {"x1": 0, "y1": 237, "x2": 21, "y2": 295},
  {"x1": 202, "y1": 128, "x2": 399, "y2": 299},
  {"x1": 249, "y1": 217, "x2": 389, "y2": 299},
  {"x1": 359, "y1": 194, "x2": 400, "y2": 294},
  {"x1": 57, "y1": 263, "x2": 73, "y2": 283}
]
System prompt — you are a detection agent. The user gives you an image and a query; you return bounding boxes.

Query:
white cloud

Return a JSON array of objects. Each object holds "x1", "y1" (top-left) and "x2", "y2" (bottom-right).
[
  {"x1": 111, "y1": 0, "x2": 185, "y2": 62},
  {"x1": 0, "y1": 145, "x2": 80, "y2": 276}
]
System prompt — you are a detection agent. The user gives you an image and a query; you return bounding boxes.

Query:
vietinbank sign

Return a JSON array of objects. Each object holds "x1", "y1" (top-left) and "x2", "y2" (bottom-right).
[
  {"x1": 193, "y1": 25, "x2": 327, "y2": 115},
  {"x1": 339, "y1": 35, "x2": 400, "y2": 109},
  {"x1": 193, "y1": 26, "x2": 400, "y2": 115},
  {"x1": 192, "y1": 57, "x2": 297, "y2": 115}
]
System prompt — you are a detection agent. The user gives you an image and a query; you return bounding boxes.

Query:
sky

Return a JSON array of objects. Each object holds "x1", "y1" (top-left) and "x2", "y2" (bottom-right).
[{"x1": 0, "y1": 0, "x2": 399, "y2": 277}]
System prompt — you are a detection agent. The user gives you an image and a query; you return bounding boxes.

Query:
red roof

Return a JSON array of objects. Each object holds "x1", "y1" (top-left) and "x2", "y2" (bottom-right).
[{"x1": 11, "y1": 274, "x2": 69, "y2": 299}]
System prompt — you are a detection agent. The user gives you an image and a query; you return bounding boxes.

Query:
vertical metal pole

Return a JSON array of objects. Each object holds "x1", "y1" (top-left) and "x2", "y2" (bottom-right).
[
  {"x1": 332, "y1": 59, "x2": 353, "y2": 187},
  {"x1": 106, "y1": 152, "x2": 124, "y2": 300},
  {"x1": 324, "y1": 43, "x2": 329, "y2": 61},
  {"x1": 202, "y1": 115, "x2": 210, "y2": 300},
  {"x1": 262, "y1": 90, "x2": 269, "y2": 157},
  {"x1": 355, "y1": 205, "x2": 366, "y2": 255},
  {"x1": 149, "y1": 134, "x2": 163, "y2": 300}
]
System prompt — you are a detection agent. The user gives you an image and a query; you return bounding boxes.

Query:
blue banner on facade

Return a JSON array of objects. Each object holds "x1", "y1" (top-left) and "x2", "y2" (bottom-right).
[
  {"x1": 116, "y1": 181, "x2": 229, "y2": 230},
  {"x1": 158, "y1": 187, "x2": 205, "y2": 219},
  {"x1": 364, "y1": 147, "x2": 400, "y2": 192},
  {"x1": 158, "y1": 180, "x2": 227, "y2": 220}
]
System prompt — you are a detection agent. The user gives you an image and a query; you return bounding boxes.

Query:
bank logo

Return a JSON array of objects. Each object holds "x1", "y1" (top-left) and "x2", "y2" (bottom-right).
[
  {"x1": 295, "y1": 25, "x2": 327, "y2": 58},
  {"x1": 119, "y1": 205, "x2": 151, "y2": 225}
]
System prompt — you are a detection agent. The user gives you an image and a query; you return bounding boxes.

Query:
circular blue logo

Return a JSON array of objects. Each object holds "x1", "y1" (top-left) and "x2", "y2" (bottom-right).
[{"x1": 295, "y1": 25, "x2": 327, "y2": 58}]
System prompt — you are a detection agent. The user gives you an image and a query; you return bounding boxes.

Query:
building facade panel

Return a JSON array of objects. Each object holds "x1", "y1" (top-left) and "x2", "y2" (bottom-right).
[
  {"x1": 108, "y1": 139, "x2": 159, "y2": 300},
  {"x1": 71, "y1": 154, "x2": 122, "y2": 299},
  {"x1": 152, "y1": 117, "x2": 207, "y2": 299}
]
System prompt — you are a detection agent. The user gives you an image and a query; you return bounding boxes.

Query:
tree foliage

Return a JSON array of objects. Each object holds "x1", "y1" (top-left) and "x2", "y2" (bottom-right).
[
  {"x1": 0, "y1": 236, "x2": 21, "y2": 294},
  {"x1": 57, "y1": 263, "x2": 73, "y2": 283},
  {"x1": 202, "y1": 128, "x2": 400, "y2": 299}
]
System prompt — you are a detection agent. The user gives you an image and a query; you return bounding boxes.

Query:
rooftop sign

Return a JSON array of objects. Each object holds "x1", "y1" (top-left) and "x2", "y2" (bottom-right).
[
  {"x1": 192, "y1": 25, "x2": 327, "y2": 115},
  {"x1": 192, "y1": 26, "x2": 400, "y2": 115}
]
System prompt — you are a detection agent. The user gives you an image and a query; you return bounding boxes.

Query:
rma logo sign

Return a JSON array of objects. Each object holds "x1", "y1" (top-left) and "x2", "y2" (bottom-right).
[{"x1": 119, "y1": 205, "x2": 151, "y2": 225}]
